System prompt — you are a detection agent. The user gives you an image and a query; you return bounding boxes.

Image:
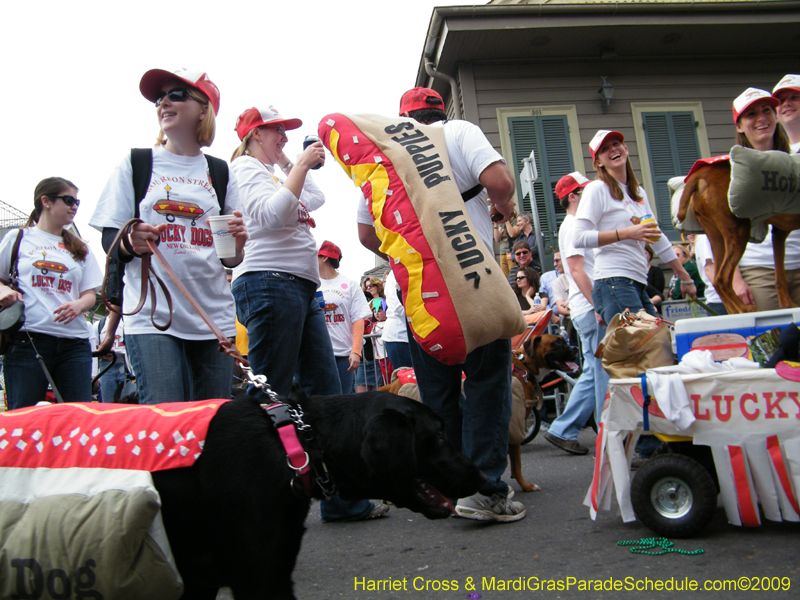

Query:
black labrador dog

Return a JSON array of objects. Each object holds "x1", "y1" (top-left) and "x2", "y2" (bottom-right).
[{"x1": 152, "y1": 386, "x2": 486, "y2": 599}]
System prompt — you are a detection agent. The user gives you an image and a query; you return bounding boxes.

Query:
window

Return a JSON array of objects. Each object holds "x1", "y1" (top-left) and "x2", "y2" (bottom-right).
[
  {"x1": 498, "y1": 106, "x2": 583, "y2": 271},
  {"x1": 632, "y1": 103, "x2": 711, "y2": 242}
]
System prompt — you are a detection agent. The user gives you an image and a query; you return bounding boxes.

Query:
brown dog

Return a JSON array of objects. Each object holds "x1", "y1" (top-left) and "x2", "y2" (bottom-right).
[
  {"x1": 380, "y1": 334, "x2": 578, "y2": 493},
  {"x1": 677, "y1": 161, "x2": 800, "y2": 313},
  {"x1": 509, "y1": 333, "x2": 579, "y2": 491}
]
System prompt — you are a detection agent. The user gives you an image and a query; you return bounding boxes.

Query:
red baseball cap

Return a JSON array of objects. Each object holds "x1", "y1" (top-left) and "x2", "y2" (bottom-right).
[
  {"x1": 318, "y1": 240, "x2": 342, "y2": 261},
  {"x1": 234, "y1": 106, "x2": 303, "y2": 141},
  {"x1": 555, "y1": 172, "x2": 591, "y2": 199},
  {"x1": 732, "y1": 88, "x2": 779, "y2": 122},
  {"x1": 399, "y1": 87, "x2": 444, "y2": 115},
  {"x1": 773, "y1": 74, "x2": 800, "y2": 97},
  {"x1": 589, "y1": 130, "x2": 625, "y2": 160},
  {"x1": 140, "y1": 68, "x2": 220, "y2": 114}
]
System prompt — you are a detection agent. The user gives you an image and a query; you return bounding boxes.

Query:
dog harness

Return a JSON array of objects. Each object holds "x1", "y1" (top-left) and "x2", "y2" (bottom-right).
[{"x1": 260, "y1": 397, "x2": 336, "y2": 499}]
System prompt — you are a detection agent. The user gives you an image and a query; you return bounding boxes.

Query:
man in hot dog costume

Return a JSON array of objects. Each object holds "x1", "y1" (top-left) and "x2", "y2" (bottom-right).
[{"x1": 354, "y1": 88, "x2": 525, "y2": 522}]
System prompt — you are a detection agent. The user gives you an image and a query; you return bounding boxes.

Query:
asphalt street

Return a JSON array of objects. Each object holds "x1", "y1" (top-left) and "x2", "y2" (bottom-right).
[{"x1": 218, "y1": 427, "x2": 799, "y2": 600}]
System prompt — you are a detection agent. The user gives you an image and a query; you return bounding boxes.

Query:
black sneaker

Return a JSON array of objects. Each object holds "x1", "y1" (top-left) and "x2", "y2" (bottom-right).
[{"x1": 544, "y1": 431, "x2": 589, "y2": 455}]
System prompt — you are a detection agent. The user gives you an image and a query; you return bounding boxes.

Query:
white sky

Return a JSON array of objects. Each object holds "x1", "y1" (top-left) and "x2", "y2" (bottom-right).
[{"x1": 1, "y1": 0, "x2": 469, "y2": 280}]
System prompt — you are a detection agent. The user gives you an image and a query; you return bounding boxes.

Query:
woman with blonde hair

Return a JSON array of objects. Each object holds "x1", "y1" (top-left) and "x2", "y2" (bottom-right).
[
  {"x1": 230, "y1": 106, "x2": 388, "y2": 522},
  {"x1": 0, "y1": 177, "x2": 103, "y2": 409},
  {"x1": 572, "y1": 130, "x2": 697, "y2": 324},
  {"x1": 90, "y1": 68, "x2": 247, "y2": 405}
]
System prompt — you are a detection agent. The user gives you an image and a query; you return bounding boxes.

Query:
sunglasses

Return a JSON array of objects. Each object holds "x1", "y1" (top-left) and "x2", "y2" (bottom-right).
[
  {"x1": 516, "y1": 276, "x2": 527, "y2": 281},
  {"x1": 514, "y1": 250, "x2": 530, "y2": 256},
  {"x1": 46, "y1": 195, "x2": 80, "y2": 208},
  {"x1": 365, "y1": 283, "x2": 375, "y2": 289},
  {"x1": 154, "y1": 88, "x2": 206, "y2": 108}
]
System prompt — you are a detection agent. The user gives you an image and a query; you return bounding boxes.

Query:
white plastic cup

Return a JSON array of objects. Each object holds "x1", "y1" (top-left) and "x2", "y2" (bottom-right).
[{"x1": 208, "y1": 215, "x2": 236, "y2": 259}]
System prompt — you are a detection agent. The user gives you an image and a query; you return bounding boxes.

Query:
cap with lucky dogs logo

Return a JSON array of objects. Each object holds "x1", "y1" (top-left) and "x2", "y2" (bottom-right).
[
  {"x1": 555, "y1": 172, "x2": 591, "y2": 199},
  {"x1": 140, "y1": 68, "x2": 221, "y2": 115},
  {"x1": 234, "y1": 106, "x2": 303, "y2": 141},
  {"x1": 588, "y1": 130, "x2": 624, "y2": 160},
  {"x1": 773, "y1": 74, "x2": 800, "y2": 97},
  {"x1": 732, "y1": 87, "x2": 779, "y2": 122}
]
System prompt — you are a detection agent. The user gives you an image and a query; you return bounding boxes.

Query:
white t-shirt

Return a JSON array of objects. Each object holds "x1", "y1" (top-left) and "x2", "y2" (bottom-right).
[
  {"x1": 231, "y1": 155, "x2": 325, "y2": 286},
  {"x1": 739, "y1": 227, "x2": 800, "y2": 269},
  {"x1": 381, "y1": 270, "x2": 408, "y2": 344},
  {"x1": 0, "y1": 227, "x2": 102, "y2": 339},
  {"x1": 552, "y1": 274, "x2": 569, "y2": 304},
  {"x1": 89, "y1": 146, "x2": 241, "y2": 338},
  {"x1": 693, "y1": 234, "x2": 722, "y2": 304},
  {"x1": 791, "y1": 141, "x2": 800, "y2": 154},
  {"x1": 357, "y1": 119, "x2": 503, "y2": 251},
  {"x1": 573, "y1": 179, "x2": 677, "y2": 284},
  {"x1": 558, "y1": 213, "x2": 594, "y2": 319},
  {"x1": 318, "y1": 272, "x2": 371, "y2": 357}
]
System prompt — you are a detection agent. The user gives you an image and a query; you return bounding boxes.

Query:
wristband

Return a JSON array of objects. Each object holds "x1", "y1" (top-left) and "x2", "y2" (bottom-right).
[
  {"x1": 281, "y1": 162, "x2": 293, "y2": 172},
  {"x1": 680, "y1": 280, "x2": 693, "y2": 285},
  {"x1": 615, "y1": 229, "x2": 620, "y2": 241}
]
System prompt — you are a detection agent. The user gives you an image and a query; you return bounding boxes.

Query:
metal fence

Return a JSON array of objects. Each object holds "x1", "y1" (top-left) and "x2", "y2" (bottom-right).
[{"x1": 0, "y1": 199, "x2": 29, "y2": 239}]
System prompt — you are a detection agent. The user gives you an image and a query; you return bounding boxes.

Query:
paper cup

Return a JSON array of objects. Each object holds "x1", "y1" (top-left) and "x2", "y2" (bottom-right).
[{"x1": 208, "y1": 215, "x2": 236, "y2": 259}]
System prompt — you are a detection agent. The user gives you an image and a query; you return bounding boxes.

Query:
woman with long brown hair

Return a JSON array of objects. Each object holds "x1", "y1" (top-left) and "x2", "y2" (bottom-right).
[
  {"x1": 0, "y1": 177, "x2": 103, "y2": 409},
  {"x1": 732, "y1": 87, "x2": 797, "y2": 310},
  {"x1": 571, "y1": 130, "x2": 697, "y2": 324}
]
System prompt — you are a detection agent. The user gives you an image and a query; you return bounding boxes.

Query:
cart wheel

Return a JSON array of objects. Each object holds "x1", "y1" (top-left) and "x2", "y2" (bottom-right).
[
  {"x1": 521, "y1": 408, "x2": 541, "y2": 445},
  {"x1": 631, "y1": 453, "x2": 717, "y2": 538}
]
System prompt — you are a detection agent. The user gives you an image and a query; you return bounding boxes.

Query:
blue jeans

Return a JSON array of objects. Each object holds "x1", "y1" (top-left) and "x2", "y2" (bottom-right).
[
  {"x1": 233, "y1": 272, "x2": 366, "y2": 518},
  {"x1": 126, "y1": 334, "x2": 233, "y2": 404},
  {"x1": 547, "y1": 310, "x2": 610, "y2": 441},
  {"x1": 706, "y1": 301, "x2": 727, "y2": 316},
  {"x1": 98, "y1": 358, "x2": 137, "y2": 403},
  {"x1": 408, "y1": 331, "x2": 512, "y2": 497},
  {"x1": 592, "y1": 277, "x2": 657, "y2": 325},
  {"x1": 355, "y1": 359, "x2": 383, "y2": 388},
  {"x1": 4, "y1": 332, "x2": 92, "y2": 409},
  {"x1": 385, "y1": 341, "x2": 413, "y2": 372},
  {"x1": 233, "y1": 271, "x2": 341, "y2": 397},
  {"x1": 335, "y1": 356, "x2": 354, "y2": 394}
]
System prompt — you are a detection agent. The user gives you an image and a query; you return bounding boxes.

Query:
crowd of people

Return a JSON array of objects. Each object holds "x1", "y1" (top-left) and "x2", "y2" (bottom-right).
[{"x1": 1, "y1": 67, "x2": 798, "y2": 525}]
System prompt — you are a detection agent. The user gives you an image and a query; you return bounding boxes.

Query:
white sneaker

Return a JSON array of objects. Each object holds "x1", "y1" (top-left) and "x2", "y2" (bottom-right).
[{"x1": 455, "y1": 491, "x2": 526, "y2": 522}]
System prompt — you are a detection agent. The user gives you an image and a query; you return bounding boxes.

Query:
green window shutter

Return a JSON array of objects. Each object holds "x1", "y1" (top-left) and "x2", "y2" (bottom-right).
[
  {"x1": 508, "y1": 115, "x2": 573, "y2": 271},
  {"x1": 642, "y1": 111, "x2": 701, "y2": 242}
]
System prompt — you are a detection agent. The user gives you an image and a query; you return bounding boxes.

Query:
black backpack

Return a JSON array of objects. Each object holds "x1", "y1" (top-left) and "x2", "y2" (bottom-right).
[{"x1": 104, "y1": 149, "x2": 230, "y2": 306}]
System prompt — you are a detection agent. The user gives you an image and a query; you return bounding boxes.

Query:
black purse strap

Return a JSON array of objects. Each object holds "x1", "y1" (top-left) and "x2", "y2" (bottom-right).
[{"x1": 8, "y1": 228, "x2": 23, "y2": 288}]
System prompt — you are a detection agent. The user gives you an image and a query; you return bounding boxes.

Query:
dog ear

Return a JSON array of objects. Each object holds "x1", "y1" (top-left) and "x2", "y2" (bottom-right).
[
  {"x1": 360, "y1": 407, "x2": 416, "y2": 480},
  {"x1": 524, "y1": 335, "x2": 541, "y2": 360}
]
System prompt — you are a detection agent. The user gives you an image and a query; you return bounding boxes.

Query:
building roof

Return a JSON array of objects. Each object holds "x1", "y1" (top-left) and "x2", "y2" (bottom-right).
[
  {"x1": 417, "y1": 1, "x2": 800, "y2": 87},
  {"x1": 489, "y1": 0, "x2": 790, "y2": 4}
]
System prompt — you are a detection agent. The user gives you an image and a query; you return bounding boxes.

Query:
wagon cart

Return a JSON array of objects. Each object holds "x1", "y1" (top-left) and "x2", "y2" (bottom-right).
[{"x1": 587, "y1": 366, "x2": 800, "y2": 537}]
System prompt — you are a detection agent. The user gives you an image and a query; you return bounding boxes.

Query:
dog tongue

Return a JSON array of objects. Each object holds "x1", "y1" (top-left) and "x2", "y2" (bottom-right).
[{"x1": 566, "y1": 361, "x2": 579, "y2": 372}]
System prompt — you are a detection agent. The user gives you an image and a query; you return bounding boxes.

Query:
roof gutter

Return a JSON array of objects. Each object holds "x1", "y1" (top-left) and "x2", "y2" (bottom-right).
[{"x1": 417, "y1": 1, "x2": 800, "y2": 84}]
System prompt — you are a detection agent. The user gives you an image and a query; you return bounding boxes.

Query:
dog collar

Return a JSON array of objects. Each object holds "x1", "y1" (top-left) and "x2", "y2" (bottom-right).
[{"x1": 261, "y1": 402, "x2": 336, "y2": 499}]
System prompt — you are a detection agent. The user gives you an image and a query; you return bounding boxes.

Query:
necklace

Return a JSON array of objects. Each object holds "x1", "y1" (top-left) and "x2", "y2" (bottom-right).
[{"x1": 618, "y1": 537, "x2": 704, "y2": 556}]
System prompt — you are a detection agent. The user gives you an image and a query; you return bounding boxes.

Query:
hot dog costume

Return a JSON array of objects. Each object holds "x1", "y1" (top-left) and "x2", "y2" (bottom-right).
[{"x1": 318, "y1": 114, "x2": 525, "y2": 365}]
